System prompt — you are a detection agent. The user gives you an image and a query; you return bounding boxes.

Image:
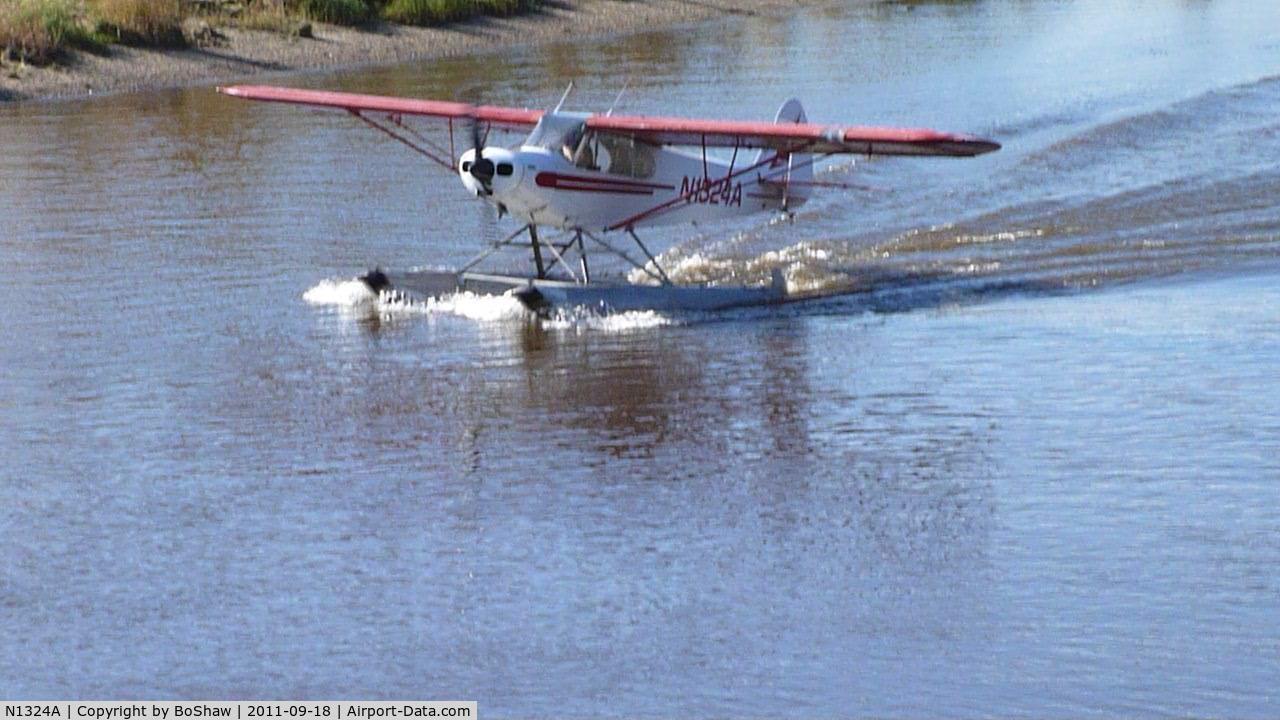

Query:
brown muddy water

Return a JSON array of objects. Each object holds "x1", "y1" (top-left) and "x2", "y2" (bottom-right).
[{"x1": 3, "y1": 0, "x2": 1280, "y2": 715}]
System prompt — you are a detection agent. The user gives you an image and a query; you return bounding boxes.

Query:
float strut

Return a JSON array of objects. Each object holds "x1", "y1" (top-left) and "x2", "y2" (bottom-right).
[
  {"x1": 626, "y1": 227, "x2": 671, "y2": 285},
  {"x1": 576, "y1": 230, "x2": 591, "y2": 284},
  {"x1": 528, "y1": 224, "x2": 546, "y2": 279}
]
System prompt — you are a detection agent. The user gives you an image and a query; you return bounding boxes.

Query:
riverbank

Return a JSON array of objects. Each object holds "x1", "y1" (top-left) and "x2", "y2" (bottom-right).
[{"x1": 0, "y1": 0, "x2": 802, "y2": 103}]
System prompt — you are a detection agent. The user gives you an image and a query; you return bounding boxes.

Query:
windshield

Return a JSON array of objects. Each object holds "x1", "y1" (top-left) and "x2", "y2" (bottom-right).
[{"x1": 524, "y1": 113, "x2": 589, "y2": 151}]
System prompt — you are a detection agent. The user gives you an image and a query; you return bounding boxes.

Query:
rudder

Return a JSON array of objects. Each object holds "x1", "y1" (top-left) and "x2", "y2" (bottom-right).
[{"x1": 755, "y1": 98, "x2": 813, "y2": 208}]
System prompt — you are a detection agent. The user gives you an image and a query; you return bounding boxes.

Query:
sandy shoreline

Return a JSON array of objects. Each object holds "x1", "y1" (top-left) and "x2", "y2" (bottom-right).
[{"x1": 0, "y1": 0, "x2": 803, "y2": 104}]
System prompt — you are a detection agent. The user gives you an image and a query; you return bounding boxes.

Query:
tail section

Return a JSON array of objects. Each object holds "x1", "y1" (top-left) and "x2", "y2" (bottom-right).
[
  {"x1": 773, "y1": 98, "x2": 806, "y2": 126},
  {"x1": 754, "y1": 98, "x2": 813, "y2": 209}
]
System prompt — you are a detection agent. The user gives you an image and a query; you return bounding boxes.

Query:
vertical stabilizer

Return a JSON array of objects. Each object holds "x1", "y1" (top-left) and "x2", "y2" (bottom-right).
[{"x1": 756, "y1": 98, "x2": 813, "y2": 209}]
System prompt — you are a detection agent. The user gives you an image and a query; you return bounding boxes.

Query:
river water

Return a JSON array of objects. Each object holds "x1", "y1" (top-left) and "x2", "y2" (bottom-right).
[{"x1": 3, "y1": 0, "x2": 1280, "y2": 715}]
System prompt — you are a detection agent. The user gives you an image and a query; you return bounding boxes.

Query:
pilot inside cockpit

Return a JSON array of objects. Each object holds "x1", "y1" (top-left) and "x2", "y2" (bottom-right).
[{"x1": 561, "y1": 123, "x2": 597, "y2": 170}]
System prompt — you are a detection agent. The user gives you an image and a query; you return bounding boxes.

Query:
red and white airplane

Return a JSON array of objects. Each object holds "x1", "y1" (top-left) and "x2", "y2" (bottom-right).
[{"x1": 219, "y1": 83, "x2": 999, "y2": 312}]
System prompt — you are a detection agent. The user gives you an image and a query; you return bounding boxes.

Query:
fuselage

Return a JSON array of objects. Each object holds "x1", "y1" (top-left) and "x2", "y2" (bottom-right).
[{"x1": 458, "y1": 111, "x2": 806, "y2": 232}]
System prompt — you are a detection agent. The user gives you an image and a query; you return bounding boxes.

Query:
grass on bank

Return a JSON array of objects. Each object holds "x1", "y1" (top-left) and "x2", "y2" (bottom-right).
[
  {"x1": 0, "y1": 0, "x2": 101, "y2": 64},
  {"x1": 233, "y1": 0, "x2": 371, "y2": 29},
  {"x1": 380, "y1": 0, "x2": 538, "y2": 25},
  {"x1": 297, "y1": 0, "x2": 368, "y2": 24},
  {"x1": 1, "y1": 0, "x2": 178, "y2": 65},
  {"x1": 226, "y1": 2, "x2": 312, "y2": 36},
  {"x1": 93, "y1": 0, "x2": 185, "y2": 44},
  {"x1": 227, "y1": 0, "x2": 541, "y2": 29},
  {"x1": 1, "y1": 0, "x2": 542, "y2": 68}
]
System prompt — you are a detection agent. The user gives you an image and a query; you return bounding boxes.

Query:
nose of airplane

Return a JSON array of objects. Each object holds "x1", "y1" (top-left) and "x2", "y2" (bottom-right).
[
  {"x1": 458, "y1": 148, "x2": 520, "y2": 198},
  {"x1": 458, "y1": 148, "x2": 485, "y2": 196}
]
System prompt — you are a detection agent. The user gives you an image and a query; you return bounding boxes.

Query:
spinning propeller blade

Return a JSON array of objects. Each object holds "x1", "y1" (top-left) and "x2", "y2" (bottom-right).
[
  {"x1": 464, "y1": 103, "x2": 500, "y2": 241},
  {"x1": 467, "y1": 117, "x2": 495, "y2": 196}
]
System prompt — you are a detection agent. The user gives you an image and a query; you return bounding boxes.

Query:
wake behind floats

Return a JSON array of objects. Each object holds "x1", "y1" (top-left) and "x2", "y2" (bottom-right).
[{"x1": 218, "y1": 82, "x2": 999, "y2": 313}]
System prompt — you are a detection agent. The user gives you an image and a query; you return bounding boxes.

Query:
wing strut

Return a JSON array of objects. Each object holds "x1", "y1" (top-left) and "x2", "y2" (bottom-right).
[{"x1": 350, "y1": 110, "x2": 455, "y2": 171}]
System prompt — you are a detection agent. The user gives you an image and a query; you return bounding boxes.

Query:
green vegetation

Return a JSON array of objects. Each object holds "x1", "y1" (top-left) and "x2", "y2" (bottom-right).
[
  {"x1": 1, "y1": 0, "x2": 180, "y2": 66},
  {"x1": 212, "y1": 0, "x2": 542, "y2": 31},
  {"x1": 92, "y1": 0, "x2": 184, "y2": 45},
  {"x1": 1, "y1": 0, "x2": 541, "y2": 68},
  {"x1": 380, "y1": 0, "x2": 537, "y2": 26},
  {"x1": 0, "y1": 0, "x2": 106, "y2": 65},
  {"x1": 297, "y1": 0, "x2": 368, "y2": 25},
  {"x1": 226, "y1": 2, "x2": 311, "y2": 36}
]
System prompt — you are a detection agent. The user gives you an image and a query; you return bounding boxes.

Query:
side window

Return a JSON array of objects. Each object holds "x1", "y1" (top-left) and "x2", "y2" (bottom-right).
[{"x1": 599, "y1": 135, "x2": 655, "y2": 179}]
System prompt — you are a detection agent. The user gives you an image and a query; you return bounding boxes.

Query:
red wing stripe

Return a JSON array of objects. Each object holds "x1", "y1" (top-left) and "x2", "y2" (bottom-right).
[
  {"x1": 218, "y1": 85, "x2": 544, "y2": 127},
  {"x1": 219, "y1": 86, "x2": 998, "y2": 156},
  {"x1": 587, "y1": 114, "x2": 999, "y2": 157},
  {"x1": 219, "y1": 85, "x2": 998, "y2": 156}
]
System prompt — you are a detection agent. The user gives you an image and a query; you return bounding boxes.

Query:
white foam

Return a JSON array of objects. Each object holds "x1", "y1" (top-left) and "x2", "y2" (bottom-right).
[
  {"x1": 303, "y1": 278, "x2": 378, "y2": 306},
  {"x1": 638, "y1": 240, "x2": 846, "y2": 291},
  {"x1": 420, "y1": 291, "x2": 528, "y2": 322},
  {"x1": 543, "y1": 308, "x2": 675, "y2": 332},
  {"x1": 952, "y1": 228, "x2": 1046, "y2": 245},
  {"x1": 303, "y1": 278, "x2": 678, "y2": 330},
  {"x1": 303, "y1": 278, "x2": 529, "y2": 321}
]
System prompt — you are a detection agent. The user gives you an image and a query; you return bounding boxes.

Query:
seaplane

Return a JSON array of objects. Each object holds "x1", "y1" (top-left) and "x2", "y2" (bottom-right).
[{"x1": 218, "y1": 83, "x2": 999, "y2": 313}]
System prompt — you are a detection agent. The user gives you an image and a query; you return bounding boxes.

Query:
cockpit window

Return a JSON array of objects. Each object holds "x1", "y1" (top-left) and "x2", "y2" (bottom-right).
[
  {"x1": 597, "y1": 134, "x2": 656, "y2": 179},
  {"x1": 496, "y1": 163, "x2": 513, "y2": 176},
  {"x1": 523, "y1": 115, "x2": 654, "y2": 178}
]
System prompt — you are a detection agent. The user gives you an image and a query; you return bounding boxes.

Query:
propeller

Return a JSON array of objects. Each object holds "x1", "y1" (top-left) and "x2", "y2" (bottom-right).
[
  {"x1": 463, "y1": 104, "x2": 501, "y2": 246},
  {"x1": 467, "y1": 115, "x2": 495, "y2": 196}
]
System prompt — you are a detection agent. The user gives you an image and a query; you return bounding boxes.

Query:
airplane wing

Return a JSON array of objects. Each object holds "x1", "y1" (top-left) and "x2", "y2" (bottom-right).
[
  {"x1": 217, "y1": 85, "x2": 544, "y2": 130},
  {"x1": 586, "y1": 113, "x2": 999, "y2": 157},
  {"x1": 218, "y1": 85, "x2": 998, "y2": 156}
]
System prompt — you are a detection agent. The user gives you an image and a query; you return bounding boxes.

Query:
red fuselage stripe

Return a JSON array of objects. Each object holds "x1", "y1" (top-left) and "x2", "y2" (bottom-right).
[
  {"x1": 546, "y1": 185, "x2": 654, "y2": 196},
  {"x1": 535, "y1": 172, "x2": 673, "y2": 193}
]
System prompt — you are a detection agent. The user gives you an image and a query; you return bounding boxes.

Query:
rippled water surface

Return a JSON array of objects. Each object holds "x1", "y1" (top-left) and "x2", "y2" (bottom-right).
[{"x1": 4, "y1": 0, "x2": 1280, "y2": 715}]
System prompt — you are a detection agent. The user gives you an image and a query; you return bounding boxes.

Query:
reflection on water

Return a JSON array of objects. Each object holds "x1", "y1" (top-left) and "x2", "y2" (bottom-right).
[{"x1": 3, "y1": 0, "x2": 1280, "y2": 715}]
